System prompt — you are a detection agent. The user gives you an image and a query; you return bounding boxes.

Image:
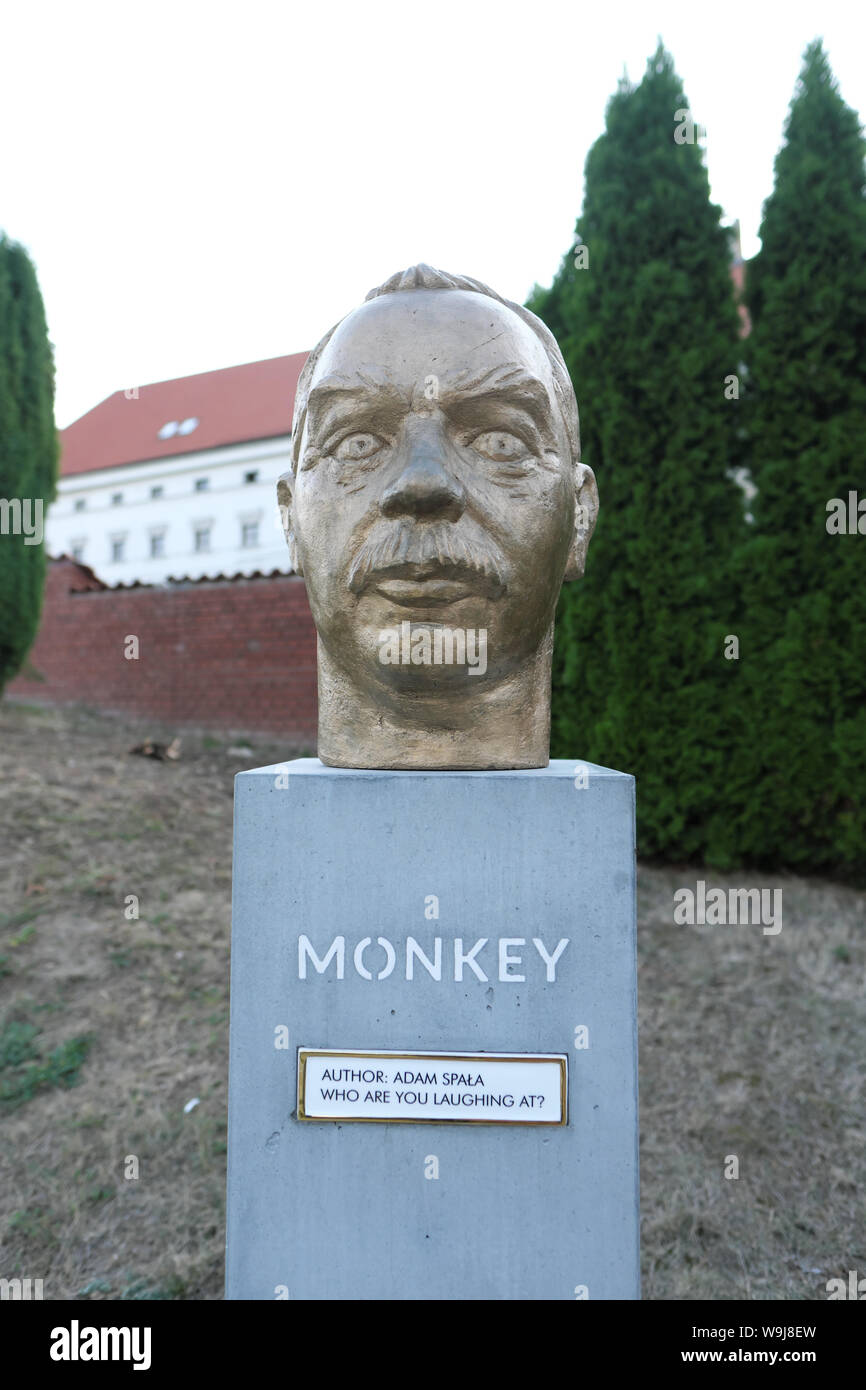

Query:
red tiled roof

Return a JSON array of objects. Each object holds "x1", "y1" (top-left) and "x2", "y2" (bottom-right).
[
  {"x1": 60, "y1": 352, "x2": 308, "y2": 477},
  {"x1": 50, "y1": 555, "x2": 109, "y2": 590},
  {"x1": 48, "y1": 553, "x2": 299, "y2": 592}
]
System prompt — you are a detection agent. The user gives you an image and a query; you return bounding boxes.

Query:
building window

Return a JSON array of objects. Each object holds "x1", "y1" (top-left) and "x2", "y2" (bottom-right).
[
  {"x1": 194, "y1": 478, "x2": 209, "y2": 492},
  {"x1": 112, "y1": 492, "x2": 123, "y2": 505},
  {"x1": 74, "y1": 499, "x2": 86, "y2": 512},
  {"x1": 151, "y1": 484, "x2": 164, "y2": 499},
  {"x1": 110, "y1": 536, "x2": 126, "y2": 563},
  {"x1": 71, "y1": 541, "x2": 85, "y2": 562},
  {"x1": 241, "y1": 521, "x2": 259, "y2": 548},
  {"x1": 150, "y1": 531, "x2": 166, "y2": 558},
  {"x1": 194, "y1": 526, "x2": 211, "y2": 553},
  {"x1": 244, "y1": 469, "x2": 259, "y2": 484}
]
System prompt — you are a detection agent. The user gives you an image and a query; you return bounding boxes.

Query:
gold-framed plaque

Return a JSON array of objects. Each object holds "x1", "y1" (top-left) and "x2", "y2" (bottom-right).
[{"x1": 297, "y1": 1048, "x2": 568, "y2": 1125}]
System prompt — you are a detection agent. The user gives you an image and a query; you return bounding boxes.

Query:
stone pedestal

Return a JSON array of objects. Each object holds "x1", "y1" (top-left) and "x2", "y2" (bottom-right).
[{"x1": 226, "y1": 759, "x2": 639, "y2": 1300}]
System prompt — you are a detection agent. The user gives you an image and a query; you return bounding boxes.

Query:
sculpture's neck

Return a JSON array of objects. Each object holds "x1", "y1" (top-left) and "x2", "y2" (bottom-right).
[{"x1": 314, "y1": 629, "x2": 553, "y2": 770}]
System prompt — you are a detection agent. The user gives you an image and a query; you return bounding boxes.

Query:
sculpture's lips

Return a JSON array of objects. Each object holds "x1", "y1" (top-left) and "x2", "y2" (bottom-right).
[
  {"x1": 366, "y1": 562, "x2": 502, "y2": 607},
  {"x1": 372, "y1": 578, "x2": 476, "y2": 606}
]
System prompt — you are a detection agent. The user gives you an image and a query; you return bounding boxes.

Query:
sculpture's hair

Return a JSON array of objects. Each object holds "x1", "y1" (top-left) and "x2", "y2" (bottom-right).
[{"x1": 290, "y1": 264, "x2": 580, "y2": 471}]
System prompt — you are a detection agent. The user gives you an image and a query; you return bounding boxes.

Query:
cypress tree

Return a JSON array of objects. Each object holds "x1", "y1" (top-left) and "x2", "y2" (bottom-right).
[
  {"x1": 0, "y1": 234, "x2": 58, "y2": 691},
  {"x1": 735, "y1": 40, "x2": 866, "y2": 875},
  {"x1": 529, "y1": 44, "x2": 745, "y2": 862}
]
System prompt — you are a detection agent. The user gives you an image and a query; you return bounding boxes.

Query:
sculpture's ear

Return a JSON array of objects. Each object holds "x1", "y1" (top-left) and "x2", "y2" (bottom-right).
[
  {"x1": 276, "y1": 470, "x2": 303, "y2": 576},
  {"x1": 563, "y1": 461, "x2": 599, "y2": 580}
]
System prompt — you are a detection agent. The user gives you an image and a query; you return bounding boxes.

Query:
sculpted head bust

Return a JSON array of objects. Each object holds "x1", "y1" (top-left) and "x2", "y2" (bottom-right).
[{"x1": 278, "y1": 265, "x2": 598, "y2": 769}]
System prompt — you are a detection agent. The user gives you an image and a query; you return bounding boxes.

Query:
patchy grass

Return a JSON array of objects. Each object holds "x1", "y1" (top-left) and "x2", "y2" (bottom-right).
[
  {"x1": 637, "y1": 864, "x2": 865, "y2": 1299},
  {"x1": 0, "y1": 1027, "x2": 92, "y2": 1111},
  {"x1": 0, "y1": 700, "x2": 863, "y2": 1300},
  {"x1": 0, "y1": 701, "x2": 298, "y2": 1300},
  {"x1": 77, "y1": 1272, "x2": 188, "y2": 1300},
  {"x1": 0, "y1": 1019, "x2": 41, "y2": 1067},
  {"x1": 8, "y1": 1204, "x2": 64, "y2": 1251}
]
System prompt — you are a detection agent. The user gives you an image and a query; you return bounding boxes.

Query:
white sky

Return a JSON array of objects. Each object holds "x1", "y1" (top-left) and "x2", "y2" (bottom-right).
[{"x1": 1, "y1": 0, "x2": 863, "y2": 428}]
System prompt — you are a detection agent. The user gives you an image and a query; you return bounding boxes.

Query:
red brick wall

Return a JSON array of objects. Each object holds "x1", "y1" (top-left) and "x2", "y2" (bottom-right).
[{"x1": 8, "y1": 560, "x2": 318, "y2": 740}]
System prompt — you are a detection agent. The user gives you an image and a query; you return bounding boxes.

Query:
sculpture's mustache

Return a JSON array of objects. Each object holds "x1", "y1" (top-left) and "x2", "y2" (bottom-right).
[{"x1": 347, "y1": 521, "x2": 507, "y2": 597}]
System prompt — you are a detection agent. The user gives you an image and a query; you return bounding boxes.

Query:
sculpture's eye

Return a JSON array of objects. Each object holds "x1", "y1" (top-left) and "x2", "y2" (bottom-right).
[
  {"x1": 333, "y1": 433, "x2": 384, "y2": 462},
  {"x1": 469, "y1": 430, "x2": 529, "y2": 463}
]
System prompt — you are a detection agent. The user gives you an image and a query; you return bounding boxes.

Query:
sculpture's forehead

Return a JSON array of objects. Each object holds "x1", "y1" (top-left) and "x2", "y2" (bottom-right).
[{"x1": 313, "y1": 289, "x2": 554, "y2": 390}]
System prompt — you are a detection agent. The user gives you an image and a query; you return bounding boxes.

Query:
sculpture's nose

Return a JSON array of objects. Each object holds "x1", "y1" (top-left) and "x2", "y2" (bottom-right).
[{"x1": 380, "y1": 418, "x2": 466, "y2": 521}]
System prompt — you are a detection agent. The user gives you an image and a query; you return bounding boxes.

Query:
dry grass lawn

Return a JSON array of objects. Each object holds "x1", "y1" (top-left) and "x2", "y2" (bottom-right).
[{"x1": 0, "y1": 700, "x2": 862, "y2": 1300}]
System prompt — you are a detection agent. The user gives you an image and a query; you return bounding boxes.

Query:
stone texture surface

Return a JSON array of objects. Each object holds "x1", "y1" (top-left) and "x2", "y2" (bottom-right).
[{"x1": 226, "y1": 759, "x2": 639, "y2": 1300}]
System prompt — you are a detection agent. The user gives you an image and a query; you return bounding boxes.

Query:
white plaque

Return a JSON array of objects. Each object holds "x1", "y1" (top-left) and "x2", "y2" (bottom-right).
[{"x1": 297, "y1": 1049, "x2": 567, "y2": 1125}]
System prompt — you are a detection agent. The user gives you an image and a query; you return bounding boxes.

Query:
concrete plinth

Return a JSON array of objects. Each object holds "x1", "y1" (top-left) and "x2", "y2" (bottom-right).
[{"x1": 226, "y1": 759, "x2": 638, "y2": 1300}]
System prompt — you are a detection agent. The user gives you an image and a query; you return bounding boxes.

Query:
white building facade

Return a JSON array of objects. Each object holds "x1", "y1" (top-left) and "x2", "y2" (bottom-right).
[
  {"x1": 46, "y1": 352, "x2": 306, "y2": 584},
  {"x1": 47, "y1": 434, "x2": 293, "y2": 586}
]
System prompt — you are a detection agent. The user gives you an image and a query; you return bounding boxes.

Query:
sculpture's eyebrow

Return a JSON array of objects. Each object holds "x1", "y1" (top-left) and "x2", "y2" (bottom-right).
[
  {"x1": 307, "y1": 367, "x2": 555, "y2": 431},
  {"x1": 437, "y1": 369, "x2": 554, "y2": 429},
  {"x1": 307, "y1": 372, "x2": 406, "y2": 421}
]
